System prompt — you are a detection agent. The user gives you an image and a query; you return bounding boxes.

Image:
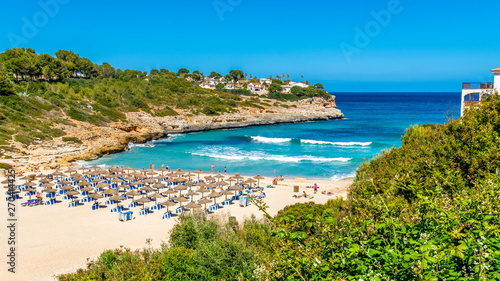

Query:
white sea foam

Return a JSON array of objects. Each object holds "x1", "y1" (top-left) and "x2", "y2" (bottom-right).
[
  {"x1": 191, "y1": 147, "x2": 350, "y2": 163},
  {"x1": 250, "y1": 136, "x2": 292, "y2": 144},
  {"x1": 128, "y1": 142, "x2": 156, "y2": 148},
  {"x1": 163, "y1": 134, "x2": 185, "y2": 142},
  {"x1": 301, "y1": 139, "x2": 372, "y2": 146},
  {"x1": 329, "y1": 172, "x2": 356, "y2": 181}
]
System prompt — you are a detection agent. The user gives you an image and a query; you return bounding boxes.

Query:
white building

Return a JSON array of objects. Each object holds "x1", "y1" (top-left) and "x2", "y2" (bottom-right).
[
  {"x1": 260, "y1": 78, "x2": 272, "y2": 85},
  {"x1": 200, "y1": 83, "x2": 215, "y2": 90},
  {"x1": 289, "y1": 81, "x2": 309, "y2": 88},
  {"x1": 460, "y1": 68, "x2": 499, "y2": 116},
  {"x1": 249, "y1": 83, "x2": 265, "y2": 93},
  {"x1": 281, "y1": 85, "x2": 292, "y2": 93}
]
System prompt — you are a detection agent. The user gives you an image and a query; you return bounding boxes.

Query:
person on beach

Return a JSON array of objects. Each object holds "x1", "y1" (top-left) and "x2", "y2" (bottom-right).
[
  {"x1": 166, "y1": 165, "x2": 170, "y2": 172},
  {"x1": 211, "y1": 164, "x2": 214, "y2": 174},
  {"x1": 279, "y1": 175, "x2": 284, "y2": 181},
  {"x1": 313, "y1": 183, "x2": 318, "y2": 194},
  {"x1": 294, "y1": 191, "x2": 309, "y2": 199},
  {"x1": 272, "y1": 176, "x2": 278, "y2": 185},
  {"x1": 224, "y1": 167, "x2": 227, "y2": 175},
  {"x1": 161, "y1": 164, "x2": 164, "y2": 168}
]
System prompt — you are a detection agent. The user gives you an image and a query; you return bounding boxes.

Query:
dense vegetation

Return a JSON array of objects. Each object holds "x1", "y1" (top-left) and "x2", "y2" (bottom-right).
[
  {"x1": 0, "y1": 48, "x2": 331, "y2": 147},
  {"x1": 60, "y1": 95, "x2": 500, "y2": 280}
]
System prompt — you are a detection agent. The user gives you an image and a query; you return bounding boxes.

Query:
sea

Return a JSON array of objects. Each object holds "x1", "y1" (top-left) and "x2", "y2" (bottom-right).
[{"x1": 86, "y1": 92, "x2": 461, "y2": 180}]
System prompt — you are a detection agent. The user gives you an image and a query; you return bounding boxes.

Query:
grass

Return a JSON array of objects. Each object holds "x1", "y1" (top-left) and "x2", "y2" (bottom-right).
[{"x1": 62, "y1": 136, "x2": 82, "y2": 144}]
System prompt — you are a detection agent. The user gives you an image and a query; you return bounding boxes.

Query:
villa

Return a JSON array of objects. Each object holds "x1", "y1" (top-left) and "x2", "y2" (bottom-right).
[
  {"x1": 289, "y1": 81, "x2": 309, "y2": 88},
  {"x1": 281, "y1": 85, "x2": 292, "y2": 93},
  {"x1": 200, "y1": 83, "x2": 215, "y2": 90},
  {"x1": 260, "y1": 78, "x2": 272, "y2": 85},
  {"x1": 461, "y1": 68, "x2": 499, "y2": 116},
  {"x1": 249, "y1": 83, "x2": 266, "y2": 93},
  {"x1": 225, "y1": 83, "x2": 243, "y2": 90}
]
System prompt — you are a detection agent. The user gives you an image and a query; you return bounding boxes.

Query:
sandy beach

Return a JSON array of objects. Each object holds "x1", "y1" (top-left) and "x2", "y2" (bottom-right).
[{"x1": 0, "y1": 169, "x2": 351, "y2": 281}]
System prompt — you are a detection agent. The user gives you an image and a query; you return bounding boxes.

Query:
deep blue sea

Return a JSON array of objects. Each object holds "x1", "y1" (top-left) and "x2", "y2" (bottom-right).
[{"x1": 87, "y1": 92, "x2": 461, "y2": 180}]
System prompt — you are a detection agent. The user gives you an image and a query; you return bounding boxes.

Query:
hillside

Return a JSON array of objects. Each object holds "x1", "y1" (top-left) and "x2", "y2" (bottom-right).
[{"x1": 0, "y1": 48, "x2": 340, "y2": 170}]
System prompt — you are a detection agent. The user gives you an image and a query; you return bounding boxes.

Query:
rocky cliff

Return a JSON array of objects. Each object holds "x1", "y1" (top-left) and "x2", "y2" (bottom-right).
[{"x1": 6, "y1": 98, "x2": 343, "y2": 171}]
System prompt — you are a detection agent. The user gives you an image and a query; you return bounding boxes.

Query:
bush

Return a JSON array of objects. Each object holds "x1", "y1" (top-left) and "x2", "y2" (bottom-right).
[{"x1": 62, "y1": 137, "x2": 82, "y2": 144}]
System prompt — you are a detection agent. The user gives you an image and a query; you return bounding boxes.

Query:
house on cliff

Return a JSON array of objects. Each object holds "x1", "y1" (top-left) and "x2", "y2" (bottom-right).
[{"x1": 461, "y1": 68, "x2": 499, "y2": 116}]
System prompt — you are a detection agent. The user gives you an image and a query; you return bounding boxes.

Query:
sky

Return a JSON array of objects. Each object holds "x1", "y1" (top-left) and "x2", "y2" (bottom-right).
[{"x1": 1, "y1": 0, "x2": 499, "y2": 92}]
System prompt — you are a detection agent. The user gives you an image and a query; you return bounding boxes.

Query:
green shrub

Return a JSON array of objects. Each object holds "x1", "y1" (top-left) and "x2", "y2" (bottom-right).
[
  {"x1": 62, "y1": 137, "x2": 82, "y2": 144},
  {"x1": 154, "y1": 106, "x2": 178, "y2": 117}
]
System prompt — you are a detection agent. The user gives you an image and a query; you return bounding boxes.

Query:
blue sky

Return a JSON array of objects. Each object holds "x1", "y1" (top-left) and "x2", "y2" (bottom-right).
[{"x1": 1, "y1": 0, "x2": 499, "y2": 92}]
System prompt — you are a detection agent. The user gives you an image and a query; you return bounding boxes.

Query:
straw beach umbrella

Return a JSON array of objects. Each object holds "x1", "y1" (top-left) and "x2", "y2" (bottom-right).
[
  {"x1": 149, "y1": 192, "x2": 163, "y2": 204},
  {"x1": 162, "y1": 189, "x2": 177, "y2": 199},
  {"x1": 23, "y1": 181, "x2": 37, "y2": 187},
  {"x1": 175, "y1": 196, "x2": 189, "y2": 208},
  {"x1": 66, "y1": 190, "x2": 80, "y2": 203},
  {"x1": 253, "y1": 175, "x2": 265, "y2": 187},
  {"x1": 42, "y1": 188, "x2": 57, "y2": 200},
  {"x1": 123, "y1": 166, "x2": 135, "y2": 174},
  {"x1": 157, "y1": 167, "x2": 168, "y2": 176},
  {"x1": 185, "y1": 202, "x2": 202, "y2": 213},
  {"x1": 88, "y1": 193, "x2": 104, "y2": 207},
  {"x1": 125, "y1": 190, "x2": 141, "y2": 202},
  {"x1": 24, "y1": 187, "x2": 37, "y2": 200},
  {"x1": 186, "y1": 190, "x2": 199, "y2": 202},
  {"x1": 60, "y1": 185, "x2": 75, "y2": 191},
  {"x1": 221, "y1": 189, "x2": 234, "y2": 201},
  {"x1": 207, "y1": 190, "x2": 222, "y2": 205},
  {"x1": 196, "y1": 186, "x2": 210, "y2": 198},
  {"x1": 136, "y1": 196, "x2": 151, "y2": 210},
  {"x1": 41, "y1": 182, "x2": 55, "y2": 188},
  {"x1": 160, "y1": 200, "x2": 176, "y2": 212},
  {"x1": 173, "y1": 185, "x2": 187, "y2": 196},
  {"x1": 109, "y1": 194, "x2": 126, "y2": 208},
  {"x1": 199, "y1": 198, "x2": 212, "y2": 211},
  {"x1": 193, "y1": 169, "x2": 203, "y2": 181},
  {"x1": 214, "y1": 174, "x2": 225, "y2": 182},
  {"x1": 103, "y1": 188, "x2": 118, "y2": 195},
  {"x1": 152, "y1": 182, "x2": 165, "y2": 190}
]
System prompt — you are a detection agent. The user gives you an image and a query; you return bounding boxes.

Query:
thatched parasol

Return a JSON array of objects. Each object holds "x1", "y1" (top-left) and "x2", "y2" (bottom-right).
[
  {"x1": 174, "y1": 196, "x2": 189, "y2": 207},
  {"x1": 125, "y1": 190, "x2": 141, "y2": 202},
  {"x1": 185, "y1": 202, "x2": 202, "y2": 212},
  {"x1": 66, "y1": 190, "x2": 80, "y2": 203},
  {"x1": 185, "y1": 190, "x2": 200, "y2": 202},
  {"x1": 253, "y1": 175, "x2": 265, "y2": 187},
  {"x1": 80, "y1": 186, "x2": 94, "y2": 193},
  {"x1": 24, "y1": 187, "x2": 37, "y2": 200},
  {"x1": 198, "y1": 198, "x2": 212, "y2": 211},
  {"x1": 221, "y1": 189, "x2": 234, "y2": 201},
  {"x1": 136, "y1": 196, "x2": 151, "y2": 210},
  {"x1": 160, "y1": 200, "x2": 176, "y2": 212},
  {"x1": 207, "y1": 190, "x2": 222, "y2": 205},
  {"x1": 60, "y1": 185, "x2": 75, "y2": 191},
  {"x1": 109, "y1": 194, "x2": 126, "y2": 208},
  {"x1": 149, "y1": 192, "x2": 163, "y2": 204},
  {"x1": 103, "y1": 188, "x2": 118, "y2": 195}
]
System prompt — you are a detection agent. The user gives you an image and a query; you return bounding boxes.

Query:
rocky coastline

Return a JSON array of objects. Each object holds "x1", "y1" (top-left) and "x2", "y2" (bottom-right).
[{"x1": 5, "y1": 98, "x2": 343, "y2": 172}]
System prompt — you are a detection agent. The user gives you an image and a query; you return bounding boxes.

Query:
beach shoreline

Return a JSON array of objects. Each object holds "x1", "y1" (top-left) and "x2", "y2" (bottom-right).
[
  {"x1": 0, "y1": 169, "x2": 351, "y2": 281},
  {"x1": 4, "y1": 99, "x2": 342, "y2": 173}
]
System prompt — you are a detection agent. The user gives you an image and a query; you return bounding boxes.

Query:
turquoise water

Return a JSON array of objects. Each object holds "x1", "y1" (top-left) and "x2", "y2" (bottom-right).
[{"x1": 88, "y1": 92, "x2": 461, "y2": 180}]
